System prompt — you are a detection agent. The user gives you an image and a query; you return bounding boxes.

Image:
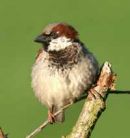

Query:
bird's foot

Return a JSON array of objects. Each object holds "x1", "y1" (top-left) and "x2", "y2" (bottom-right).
[
  {"x1": 48, "y1": 111, "x2": 55, "y2": 124},
  {"x1": 88, "y1": 88, "x2": 106, "y2": 109},
  {"x1": 88, "y1": 89, "x2": 102, "y2": 99}
]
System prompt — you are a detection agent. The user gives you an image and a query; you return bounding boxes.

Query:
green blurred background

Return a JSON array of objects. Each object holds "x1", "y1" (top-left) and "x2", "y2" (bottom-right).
[{"x1": 0, "y1": 0, "x2": 130, "y2": 138}]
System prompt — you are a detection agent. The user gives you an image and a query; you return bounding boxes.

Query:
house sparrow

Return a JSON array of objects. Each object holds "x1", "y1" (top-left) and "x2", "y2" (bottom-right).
[{"x1": 31, "y1": 23, "x2": 99, "y2": 123}]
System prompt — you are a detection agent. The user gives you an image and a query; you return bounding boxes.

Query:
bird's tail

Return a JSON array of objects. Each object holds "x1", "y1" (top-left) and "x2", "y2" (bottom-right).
[{"x1": 53, "y1": 106, "x2": 65, "y2": 122}]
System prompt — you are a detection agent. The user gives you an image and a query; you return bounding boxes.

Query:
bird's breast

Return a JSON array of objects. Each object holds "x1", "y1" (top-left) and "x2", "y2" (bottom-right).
[{"x1": 31, "y1": 50, "x2": 98, "y2": 108}]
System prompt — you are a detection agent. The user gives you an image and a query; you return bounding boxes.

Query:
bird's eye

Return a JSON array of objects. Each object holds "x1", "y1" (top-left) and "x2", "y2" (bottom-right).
[{"x1": 50, "y1": 32, "x2": 58, "y2": 39}]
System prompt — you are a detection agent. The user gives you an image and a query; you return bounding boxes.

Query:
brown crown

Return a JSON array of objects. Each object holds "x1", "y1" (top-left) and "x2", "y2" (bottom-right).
[{"x1": 52, "y1": 23, "x2": 78, "y2": 39}]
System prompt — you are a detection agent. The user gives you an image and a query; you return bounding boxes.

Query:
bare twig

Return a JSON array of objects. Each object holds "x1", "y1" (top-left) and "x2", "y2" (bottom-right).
[
  {"x1": 109, "y1": 90, "x2": 130, "y2": 94},
  {"x1": 26, "y1": 103, "x2": 73, "y2": 138},
  {"x1": 0, "y1": 128, "x2": 8, "y2": 138}
]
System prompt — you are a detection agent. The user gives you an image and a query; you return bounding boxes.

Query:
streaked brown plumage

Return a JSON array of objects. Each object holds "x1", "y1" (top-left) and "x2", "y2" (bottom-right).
[{"x1": 32, "y1": 23, "x2": 99, "y2": 123}]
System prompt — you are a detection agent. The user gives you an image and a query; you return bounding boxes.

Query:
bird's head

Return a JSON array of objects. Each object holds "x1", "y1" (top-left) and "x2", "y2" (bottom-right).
[{"x1": 34, "y1": 23, "x2": 78, "y2": 51}]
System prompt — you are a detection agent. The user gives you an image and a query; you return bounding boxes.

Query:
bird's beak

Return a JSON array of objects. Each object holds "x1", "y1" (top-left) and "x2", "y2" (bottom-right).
[{"x1": 34, "y1": 34, "x2": 47, "y2": 43}]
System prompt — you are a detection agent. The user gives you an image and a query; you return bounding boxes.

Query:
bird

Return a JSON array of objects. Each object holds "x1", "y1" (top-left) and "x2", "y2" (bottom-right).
[{"x1": 31, "y1": 23, "x2": 99, "y2": 123}]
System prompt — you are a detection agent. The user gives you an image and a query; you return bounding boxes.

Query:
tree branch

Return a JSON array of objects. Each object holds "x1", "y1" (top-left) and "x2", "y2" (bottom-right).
[
  {"x1": 63, "y1": 61, "x2": 116, "y2": 138},
  {"x1": 0, "y1": 128, "x2": 8, "y2": 138}
]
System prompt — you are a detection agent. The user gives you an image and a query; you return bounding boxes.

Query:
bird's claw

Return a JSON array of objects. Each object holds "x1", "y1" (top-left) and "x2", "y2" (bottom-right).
[
  {"x1": 88, "y1": 89, "x2": 106, "y2": 109},
  {"x1": 48, "y1": 111, "x2": 55, "y2": 124},
  {"x1": 88, "y1": 88, "x2": 104, "y2": 100}
]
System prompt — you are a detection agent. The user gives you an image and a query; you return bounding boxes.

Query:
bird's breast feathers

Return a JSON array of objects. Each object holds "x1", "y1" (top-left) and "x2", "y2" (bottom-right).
[{"x1": 31, "y1": 44, "x2": 98, "y2": 107}]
